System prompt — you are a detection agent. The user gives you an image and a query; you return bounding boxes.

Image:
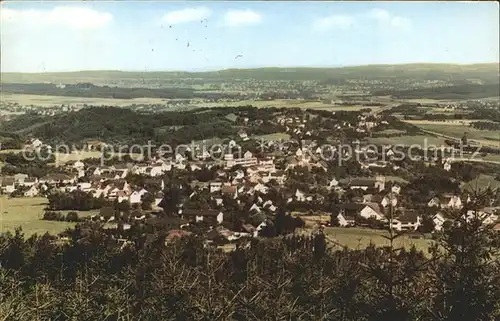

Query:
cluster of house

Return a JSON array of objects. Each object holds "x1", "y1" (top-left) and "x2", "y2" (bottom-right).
[
  {"x1": 2, "y1": 111, "x2": 499, "y2": 237},
  {"x1": 333, "y1": 181, "x2": 422, "y2": 231},
  {"x1": 335, "y1": 188, "x2": 500, "y2": 232}
]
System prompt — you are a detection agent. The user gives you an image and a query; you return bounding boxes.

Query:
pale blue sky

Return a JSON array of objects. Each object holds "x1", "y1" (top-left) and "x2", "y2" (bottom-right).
[{"x1": 1, "y1": 1, "x2": 499, "y2": 72}]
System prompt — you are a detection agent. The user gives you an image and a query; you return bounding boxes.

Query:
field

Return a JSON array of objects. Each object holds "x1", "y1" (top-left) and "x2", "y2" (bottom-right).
[
  {"x1": 401, "y1": 120, "x2": 499, "y2": 148},
  {"x1": 254, "y1": 132, "x2": 291, "y2": 141},
  {"x1": 54, "y1": 151, "x2": 144, "y2": 165},
  {"x1": 482, "y1": 154, "x2": 500, "y2": 162},
  {"x1": 297, "y1": 214, "x2": 431, "y2": 251},
  {"x1": 323, "y1": 227, "x2": 431, "y2": 251},
  {"x1": 415, "y1": 123, "x2": 499, "y2": 145},
  {"x1": 366, "y1": 135, "x2": 447, "y2": 146},
  {"x1": 373, "y1": 129, "x2": 407, "y2": 135},
  {"x1": 0, "y1": 93, "x2": 169, "y2": 107},
  {"x1": 0, "y1": 196, "x2": 97, "y2": 236},
  {"x1": 404, "y1": 119, "x2": 492, "y2": 126},
  {"x1": 1, "y1": 93, "x2": 383, "y2": 112},
  {"x1": 461, "y1": 174, "x2": 500, "y2": 192}
]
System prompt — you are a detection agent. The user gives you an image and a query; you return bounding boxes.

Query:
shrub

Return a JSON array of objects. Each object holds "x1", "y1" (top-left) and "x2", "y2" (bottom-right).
[{"x1": 66, "y1": 211, "x2": 79, "y2": 222}]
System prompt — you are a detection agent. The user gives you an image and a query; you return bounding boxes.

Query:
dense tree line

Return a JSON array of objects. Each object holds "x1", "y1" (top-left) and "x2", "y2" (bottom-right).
[
  {"x1": 47, "y1": 190, "x2": 110, "y2": 211},
  {"x1": 0, "y1": 151, "x2": 57, "y2": 178},
  {"x1": 0, "y1": 192, "x2": 499, "y2": 320},
  {"x1": 43, "y1": 211, "x2": 82, "y2": 222},
  {"x1": 1, "y1": 106, "x2": 287, "y2": 146},
  {"x1": 470, "y1": 121, "x2": 500, "y2": 131}
]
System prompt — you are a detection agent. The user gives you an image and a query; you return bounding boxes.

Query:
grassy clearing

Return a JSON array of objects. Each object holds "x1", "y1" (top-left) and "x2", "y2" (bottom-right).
[
  {"x1": 225, "y1": 113, "x2": 238, "y2": 122},
  {"x1": 461, "y1": 174, "x2": 500, "y2": 192},
  {"x1": 418, "y1": 124, "x2": 498, "y2": 139},
  {"x1": 403, "y1": 99, "x2": 446, "y2": 104},
  {"x1": 415, "y1": 123, "x2": 499, "y2": 145},
  {"x1": 323, "y1": 227, "x2": 432, "y2": 251},
  {"x1": 385, "y1": 176, "x2": 410, "y2": 184},
  {"x1": 297, "y1": 214, "x2": 431, "y2": 251},
  {"x1": 374, "y1": 129, "x2": 407, "y2": 135},
  {"x1": 482, "y1": 154, "x2": 500, "y2": 162},
  {"x1": 0, "y1": 196, "x2": 89, "y2": 237},
  {"x1": 366, "y1": 135, "x2": 447, "y2": 146},
  {"x1": 254, "y1": 133, "x2": 291, "y2": 141},
  {"x1": 54, "y1": 151, "x2": 144, "y2": 165},
  {"x1": 0, "y1": 149, "x2": 24, "y2": 154},
  {"x1": 404, "y1": 119, "x2": 493, "y2": 126}
]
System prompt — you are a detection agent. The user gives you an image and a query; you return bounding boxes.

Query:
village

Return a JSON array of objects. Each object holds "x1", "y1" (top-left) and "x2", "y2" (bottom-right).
[{"x1": 2, "y1": 106, "x2": 498, "y2": 249}]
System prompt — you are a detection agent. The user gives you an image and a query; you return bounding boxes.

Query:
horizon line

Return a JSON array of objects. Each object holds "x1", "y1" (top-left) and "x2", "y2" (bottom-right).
[{"x1": 2, "y1": 61, "x2": 499, "y2": 74}]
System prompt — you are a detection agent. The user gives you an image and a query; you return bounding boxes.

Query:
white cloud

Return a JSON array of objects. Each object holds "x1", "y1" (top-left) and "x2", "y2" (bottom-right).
[
  {"x1": 0, "y1": 6, "x2": 113, "y2": 30},
  {"x1": 224, "y1": 9, "x2": 262, "y2": 27},
  {"x1": 390, "y1": 16, "x2": 411, "y2": 28},
  {"x1": 161, "y1": 7, "x2": 211, "y2": 25},
  {"x1": 368, "y1": 8, "x2": 391, "y2": 21},
  {"x1": 367, "y1": 8, "x2": 411, "y2": 29},
  {"x1": 312, "y1": 15, "x2": 355, "y2": 31}
]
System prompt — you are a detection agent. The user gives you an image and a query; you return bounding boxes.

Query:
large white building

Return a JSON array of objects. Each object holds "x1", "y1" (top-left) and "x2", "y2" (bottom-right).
[{"x1": 225, "y1": 153, "x2": 258, "y2": 168}]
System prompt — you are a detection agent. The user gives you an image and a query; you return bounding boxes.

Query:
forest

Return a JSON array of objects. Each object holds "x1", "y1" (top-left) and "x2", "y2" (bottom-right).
[
  {"x1": 1, "y1": 192, "x2": 500, "y2": 320},
  {"x1": 0, "y1": 106, "x2": 358, "y2": 147}
]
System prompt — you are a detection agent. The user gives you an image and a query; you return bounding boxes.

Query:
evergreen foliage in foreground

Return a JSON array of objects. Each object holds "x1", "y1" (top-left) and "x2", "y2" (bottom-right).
[{"x1": 1, "y1": 193, "x2": 499, "y2": 320}]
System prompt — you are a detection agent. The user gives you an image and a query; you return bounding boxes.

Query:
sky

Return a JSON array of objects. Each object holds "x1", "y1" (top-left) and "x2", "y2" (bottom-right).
[{"x1": 1, "y1": 1, "x2": 499, "y2": 72}]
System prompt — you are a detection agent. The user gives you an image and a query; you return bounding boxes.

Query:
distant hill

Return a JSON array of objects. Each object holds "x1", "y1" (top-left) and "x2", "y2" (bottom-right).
[{"x1": 2, "y1": 63, "x2": 499, "y2": 83}]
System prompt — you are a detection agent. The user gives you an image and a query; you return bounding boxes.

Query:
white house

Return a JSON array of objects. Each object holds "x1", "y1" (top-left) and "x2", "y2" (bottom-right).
[
  {"x1": 117, "y1": 191, "x2": 129, "y2": 204},
  {"x1": 239, "y1": 132, "x2": 249, "y2": 141},
  {"x1": 24, "y1": 185, "x2": 39, "y2": 197},
  {"x1": 295, "y1": 189, "x2": 306, "y2": 202},
  {"x1": 31, "y1": 139, "x2": 43, "y2": 149},
  {"x1": 145, "y1": 166, "x2": 163, "y2": 177},
  {"x1": 255, "y1": 221, "x2": 267, "y2": 237},
  {"x1": 443, "y1": 160, "x2": 452, "y2": 171},
  {"x1": 465, "y1": 209, "x2": 499, "y2": 225},
  {"x1": 190, "y1": 163, "x2": 202, "y2": 171},
  {"x1": 73, "y1": 160, "x2": 85, "y2": 170},
  {"x1": 381, "y1": 194, "x2": 398, "y2": 208},
  {"x1": 429, "y1": 195, "x2": 462, "y2": 209},
  {"x1": 253, "y1": 183, "x2": 268, "y2": 194},
  {"x1": 433, "y1": 212, "x2": 447, "y2": 231},
  {"x1": 175, "y1": 153, "x2": 186, "y2": 163},
  {"x1": 337, "y1": 213, "x2": 356, "y2": 227},
  {"x1": 154, "y1": 193, "x2": 164, "y2": 207},
  {"x1": 391, "y1": 184, "x2": 402, "y2": 195},
  {"x1": 390, "y1": 210, "x2": 421, "y2": 231},
  {"x1": 359, "y1": 204, "x2": 385, "y2": 221},
  {"x1": 249, "y1": 204, "x2": 261, "y2": 213},
  {"x1": 446, "y1": 195, "x2": 463, "y2": 209},
  {"x1": 129, "y1": 191, "x2": 143, "y2": 204},
  {"x1": 228, "y1": 140, "x2": 238, "y2": 149},
  {"x1": 210, "y1": 181, "x2": 223, "y2": 193}
]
